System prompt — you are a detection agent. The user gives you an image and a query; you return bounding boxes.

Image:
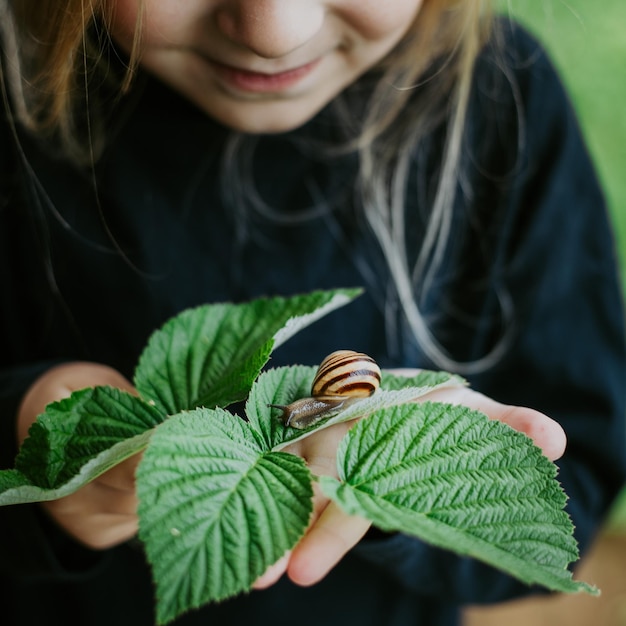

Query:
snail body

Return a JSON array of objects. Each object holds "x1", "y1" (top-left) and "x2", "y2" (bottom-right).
[
  {"x1": 272, "y1": 396, "x2": 349, "y2": 429},
  {"x1": 270, "y1": 350, "x2": 381, "y2": 429}
]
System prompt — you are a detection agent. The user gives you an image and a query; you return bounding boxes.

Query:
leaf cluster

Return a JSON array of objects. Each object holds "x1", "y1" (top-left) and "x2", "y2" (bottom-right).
[{"x1": 0, "y1": 289, "x2": 596, "y2": 624}]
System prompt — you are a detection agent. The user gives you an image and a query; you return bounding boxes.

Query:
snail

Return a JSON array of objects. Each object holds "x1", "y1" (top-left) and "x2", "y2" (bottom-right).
[{"x1": 269, "y1": 350, "x2": 381, "y2": 429}]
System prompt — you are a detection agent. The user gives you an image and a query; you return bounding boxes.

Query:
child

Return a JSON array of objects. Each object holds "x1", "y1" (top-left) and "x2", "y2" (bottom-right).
[{"x1": 1, "y1": 1, "x2": 624, "y2": 625}]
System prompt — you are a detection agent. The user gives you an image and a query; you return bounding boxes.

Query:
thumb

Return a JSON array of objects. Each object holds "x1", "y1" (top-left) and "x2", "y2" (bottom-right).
[
  {"x1": 96, "y1": 452, "x2": 144, "y2": 493},
  {"x1": 17, "y1": 361, "x2": 136, "y2": 445}
]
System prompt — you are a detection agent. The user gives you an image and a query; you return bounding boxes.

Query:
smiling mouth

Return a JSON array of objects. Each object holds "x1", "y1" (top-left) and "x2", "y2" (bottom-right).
[{"x1": 210, "y1": 59, "x2": 321, "y2": 93}]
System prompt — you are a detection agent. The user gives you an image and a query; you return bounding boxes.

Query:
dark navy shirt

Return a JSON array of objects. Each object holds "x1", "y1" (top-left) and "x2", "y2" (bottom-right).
[{"x1": 1, "y1": 21, "x2": 625, "y2": 626}]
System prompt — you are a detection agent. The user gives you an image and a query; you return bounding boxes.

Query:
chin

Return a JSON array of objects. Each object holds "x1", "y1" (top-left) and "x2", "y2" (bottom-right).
[
  {"x1": 198, "y1": 98, "x2": 330, "y2": 135},
  {"x1": 219, "y1": 116, "x2": 310, "y2": 135}
]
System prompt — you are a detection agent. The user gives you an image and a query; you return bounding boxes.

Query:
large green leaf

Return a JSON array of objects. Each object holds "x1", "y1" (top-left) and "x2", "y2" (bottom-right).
[
  {"x1": 0, "y1": 432, "x2": 153, "y2": 505},
  {"x1": 246, "y1": 366, "x2": 466, "y2": 451},
  {"x1": 134, "y1": 289, "x2": 361, "y2": 415},
  {"x1": 137, "y1": 408, "x2": 314, "y2": 625},
  {"x1": 246, "y1": 365, "x2": 316, "y2": 450},
  {"x1": 381, "y1": 369, "x2": 465, "y2": 391},
  {"x1": 0, "y1": 291, "x2": 360, "y2": 508},
  {"x1": 14, "y1": 386, "x2": 164, "y2": 489},
  {"x1": 320, "y1": 402, "x2": 596, "y2": 595}
]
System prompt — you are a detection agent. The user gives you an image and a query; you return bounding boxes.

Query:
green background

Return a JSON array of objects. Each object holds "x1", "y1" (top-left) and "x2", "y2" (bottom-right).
[
  {"x1": 501, "y1": 1, "x2": 626, "y2": 526},
  {"x1": 501, "y1": 0, "x2": 626, "y2": 284}
]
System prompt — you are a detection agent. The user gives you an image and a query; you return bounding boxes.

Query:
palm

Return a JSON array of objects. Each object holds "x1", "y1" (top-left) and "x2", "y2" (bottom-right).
[{"x1": 253, "y1": 380, "x2": 566, "y2": 589}]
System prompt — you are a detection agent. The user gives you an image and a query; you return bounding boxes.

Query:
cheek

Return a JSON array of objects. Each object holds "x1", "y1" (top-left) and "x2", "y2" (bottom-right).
[
  {"x1": 338, "y1": 0, "x2": 424, "y2": 40},
  {"x1": 108, "y1": 0, "x2": 143, "y2": 40},
  {"x1": 108, "y1": 0, "x2": 195, "y2": 46}
]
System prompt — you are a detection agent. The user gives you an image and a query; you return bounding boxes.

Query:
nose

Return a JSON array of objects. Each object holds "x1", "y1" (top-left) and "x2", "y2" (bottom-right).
[{"x1": 215, "y1": 0, "x2": 325, "y2": 59}]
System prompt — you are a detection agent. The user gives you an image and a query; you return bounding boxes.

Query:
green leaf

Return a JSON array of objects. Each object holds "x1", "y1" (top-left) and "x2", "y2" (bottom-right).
[
  {"x1": 137, "y1": 408, "x2": 314, "y2": 625},
  {"x1": 320, "y1": 402, "x2": 596, "y2": 595},
  {"x1": 14, "y1": 386, "x2": 164, "y2": 489},
  {"x1": 0, "y1": 469, "x2": 31, "y2": 492},
  {"x1": 272, "y1": 288, "x2": 363, "y2": 348},
  {"x1": 0, "y1": 290, "x2": 359, "y2": 508},
  {"x1": 247, "y1": 366, "x2": 466, "y2": 451},
  {"x1": 247, "y1": 366, "x2": 423, "y2": 450},
  {"x1": 246, "y1": 365, "x2": 317, "y2": 450},
  {"x1": 0, "y1": 431, "x2": 153, "y2": 505},
  {"x1": 134, "y1": 289, "x2": 361, "y2": 415},
  {"x1": 381, "y1": 369, "x2": 466, "y2": 391}
]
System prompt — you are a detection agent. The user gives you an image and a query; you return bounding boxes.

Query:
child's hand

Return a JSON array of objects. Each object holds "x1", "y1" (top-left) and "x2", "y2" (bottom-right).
[
  {"x1": 17, "y1": 362, "x2": 141, "y2": 549},
  {"x1": 16, "y1": 364, "x2": 568, "y2": 571},
  {"x1": 253, "y1": 370, "x2": 567, "y2": 590},
  {"x1": 260, "y1": 419, "x2": 372, "y2": 588}
]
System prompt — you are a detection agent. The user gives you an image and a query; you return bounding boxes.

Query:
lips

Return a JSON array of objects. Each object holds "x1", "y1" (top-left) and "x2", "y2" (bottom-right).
[{"x1": 210, "y1": 59, "x2": 321, "y2": 93}]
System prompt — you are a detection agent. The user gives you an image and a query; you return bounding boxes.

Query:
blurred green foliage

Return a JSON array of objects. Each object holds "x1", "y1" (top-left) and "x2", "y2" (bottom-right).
[{"x1": 499, "y1": 0, "x2": 626, "y2": 286}]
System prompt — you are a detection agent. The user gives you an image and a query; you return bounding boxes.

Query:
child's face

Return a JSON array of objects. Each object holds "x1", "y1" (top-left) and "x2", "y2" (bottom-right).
[{"x1": 109, "y1": 0, "x2": 424, "y2": 133}]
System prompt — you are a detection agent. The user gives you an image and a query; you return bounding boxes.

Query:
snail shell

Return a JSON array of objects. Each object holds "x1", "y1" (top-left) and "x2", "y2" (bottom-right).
[{"x1": 269, "y1": 350, "x2": 381, "y2": 429}]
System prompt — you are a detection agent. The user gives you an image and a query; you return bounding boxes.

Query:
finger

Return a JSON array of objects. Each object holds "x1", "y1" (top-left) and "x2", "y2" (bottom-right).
[
  {"x1": 42, "y1": 488, "x2": 139, "y2": 549},
  {"x1": 17, "y1": 362, "x2": 137, "y2": 445},
  {"x1": 424, "y1": 387, "x2": 567, "y2": 461},
  {"x1": 44, "y1": 478, "x2": 139, "y2": 519},
  {"x1": 286, "y1": 502, "x2": 370, "y2": 587},
  {"x1": 49, "y1": 508, "x2": 138, "y2": 550},
  {"x1": 64, "y1": 362, "x2": 137, "y2": 394},
  {"x1": 251, "y1": 553, "x2": 291, "y2": 589},
  {"x1": 250, "y1": 475, "x2": 340, "y2": 590},
  {"x1": 486, "y1": 403, "x2": 567, "y2": 461},
  {"x1": 82, "y1": 514, "x2": 139, "y2": 550},
  {"x1": 96, "y1": 452, "x2": 143, "y2": 493}
]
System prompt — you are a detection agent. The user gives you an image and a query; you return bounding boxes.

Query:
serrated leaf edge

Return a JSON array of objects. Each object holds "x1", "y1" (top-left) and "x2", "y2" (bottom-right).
[
  {"x1": 0, "y1": 431, "x2": 153, "y2": 505},
  {"x1": 320, "y1": 476, "x2": 597, "y2": 596}
]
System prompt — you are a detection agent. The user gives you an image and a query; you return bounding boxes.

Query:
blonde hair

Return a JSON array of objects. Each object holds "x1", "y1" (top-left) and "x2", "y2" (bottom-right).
[
  {"x1": 1, "y1": 0, "x2": 508, "y2": 373},
  {"x1": 354, "y1": 1, "x2": 506, "y2": 373}
]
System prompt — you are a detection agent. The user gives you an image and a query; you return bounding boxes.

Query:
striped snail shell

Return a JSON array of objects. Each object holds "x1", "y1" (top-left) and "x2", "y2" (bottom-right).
[{"x1": 269, "y1": 350, "x2": 381, "y2": 429}]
